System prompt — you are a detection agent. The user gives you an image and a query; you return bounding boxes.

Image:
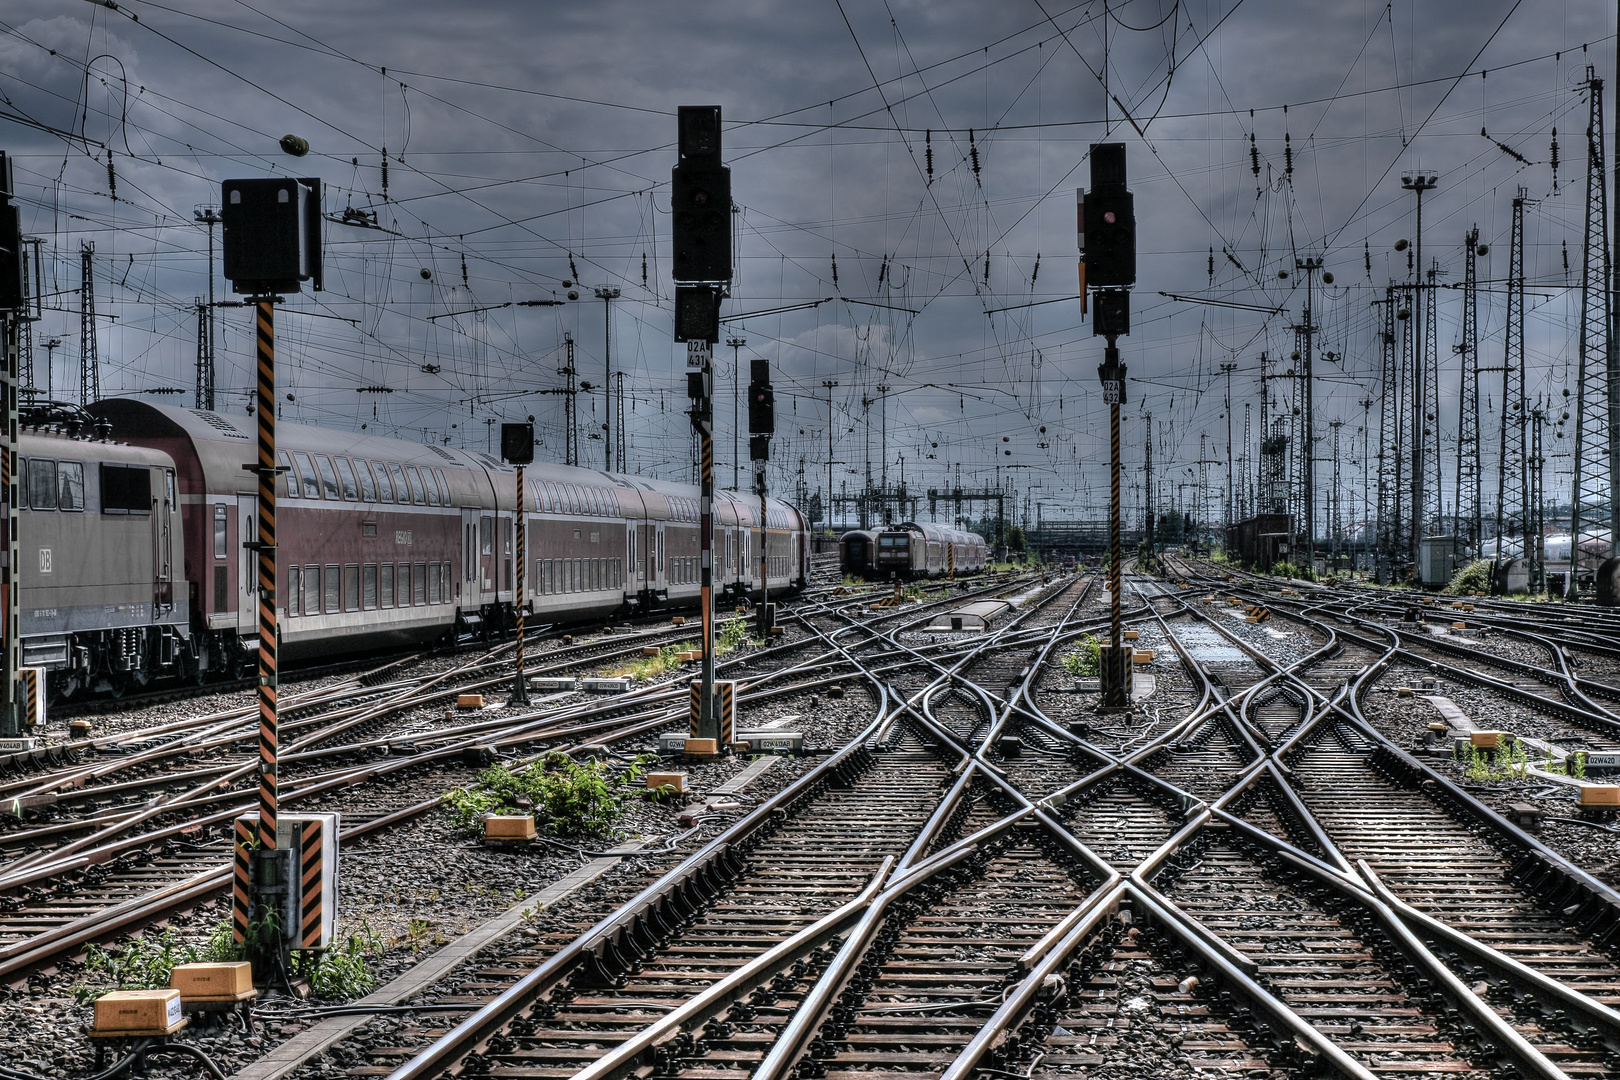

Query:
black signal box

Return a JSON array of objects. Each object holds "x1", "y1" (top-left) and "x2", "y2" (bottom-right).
[
  {"x1": 221, "y1": 177, "x2": 323, "y2": 295},
  {"x1": 674, "y1": 284, "x2": 721, "y2": 342},
  {"x1": 1083, "y1": 144, "x2": 1134, "y2": 289},
  {"x1": 0, "y1": 153, "x2": 22, "y2": 312},
  {"x1": 500, "y1": 423, "x2": 534, "y2": 465},
  {"x1": 671, "y1": 167, "x2": 731, "y2": 282}
]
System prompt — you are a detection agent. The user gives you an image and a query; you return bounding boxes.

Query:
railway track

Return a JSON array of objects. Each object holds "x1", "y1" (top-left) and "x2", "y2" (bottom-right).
[{"x1": 12, "y1": 563, "x2": 1620, "y2": 1080}]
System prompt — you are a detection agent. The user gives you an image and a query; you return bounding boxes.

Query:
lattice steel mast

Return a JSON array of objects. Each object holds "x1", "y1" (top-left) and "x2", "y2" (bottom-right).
[
  {"x1": 1494, "y1": 191, "x2": 1528, "y2": 585},
  {"x1": 1569, "y1": 69, "x2": 1617, "y2": 594},
  {"x1": 78, "y1": 243, "x2": 97, "y2": 406},
  {"x1": 1454, "y1": 228, "x2": 1481, "y2": 553}
]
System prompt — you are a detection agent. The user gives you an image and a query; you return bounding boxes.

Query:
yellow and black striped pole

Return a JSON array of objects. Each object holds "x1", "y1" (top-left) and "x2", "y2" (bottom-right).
[
  {"x1": 255, "y1": 299, "x2": 278, "y2": 850},
  {"x1": 696, "y1": 388, "x2": 716, "y2": 742},
  {"x1": 511, "y1": 465, "x2": 530, "y2": 704}
]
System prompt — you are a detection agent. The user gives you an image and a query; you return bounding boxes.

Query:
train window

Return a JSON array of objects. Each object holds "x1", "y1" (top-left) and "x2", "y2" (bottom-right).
[
  {"x1": 356, "y1": 461, "x2": 377, "y2": 502},
  {"x1": 323, "y1": 565, "x2": 340, "y2": 614},
  {"x1": 99, "y1": 463, "x2": 151, "y2": 515},
  {"x1": 423, "y1": 469, "x2": 440, "y2": 506},
  {"x1": 543, "y1": 482, "x2": 558, "y2": 512},
  {"x1": 397, "y1": 563, "x2": 411, "y2": 606},
  {"x1": 304, "y1": 565, "x2": 319, "y2": 616},
  {"x1": 414, "y1": 563, "x2": 427, "y2": 605},
  {"x1": 387, "y1": 462, "x2": 409, "y2": 503},
  {"x1": 436, "y1": 470, "x2": 452, "y2": 505},
  {"x1": 480, "y1": 516, "x2": 493, "y2": 556},
  {"x1": 503, "y1": 517, "x2": 512, "y2": 556},
  {"x1": 314, "y1": 456, "x2": 341, "y2": 500},
  {"x1": 381, "y1": 563, "x2": 394, "y2": 608},
  {"x1": 363, "y1": 564, "x2": 377, "y2": 609},
  {"x1": 214, "y1": 505, "x2": 228, "y2": 558},
  {"x1": 214, "y1": 566, "x2": 228, "y2": 613},
  {"x1": 295, "y1": 454, "x2": 322, "y2": 499},
  {"x1": 279, "y1": 451, "x2": 298, "y2": 499},
  {"x1": 28, "y1": 458, "x2": 56, "y2": 510},
  {"x1": 404, "y1": 466, "x2": 427, "y2": 505},
  {"x1": 288, "y1": 566, "x2": 300, "y2": 616},
  {"x1": 370, "y1": 461, "x2": 393, "y2": 502},
  {"x1": 428, "y1": 564, "x2": 440, "y2": 605},
  {"x1": 335, "y1": 458, "x2": 359, "y2": 501},
  {"x1": 606, "y1": 490, "x2": 620, "y2": 516},
  {"x1": 343, "y1": 565, "x2": 359, "y2": 612},
  {"x1": 446, "y1": 562, "x2": 454, "y2": 601}
]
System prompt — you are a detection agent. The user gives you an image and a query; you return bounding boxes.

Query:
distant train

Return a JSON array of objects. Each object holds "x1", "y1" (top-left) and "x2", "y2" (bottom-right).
[
  {"x1": 14, "y1": 399, "x2": 809, "y2": 699},
  {"x1": 839, "y1": 523, "x2": 988, "y2": 581}
]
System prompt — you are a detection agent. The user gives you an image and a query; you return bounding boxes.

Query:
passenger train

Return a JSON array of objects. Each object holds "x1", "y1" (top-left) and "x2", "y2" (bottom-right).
[
  {"x1": 839, "y1": 523, "x2": 988, "y2": 581},
  {"x1": 14, "y1": 399, "x2": 809, "y2": 698}
]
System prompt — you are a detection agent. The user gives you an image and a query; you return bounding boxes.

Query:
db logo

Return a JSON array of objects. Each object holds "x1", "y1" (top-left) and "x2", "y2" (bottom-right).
[{"x1": 37, "y1": 548, "x2": 51, "y2": 574}]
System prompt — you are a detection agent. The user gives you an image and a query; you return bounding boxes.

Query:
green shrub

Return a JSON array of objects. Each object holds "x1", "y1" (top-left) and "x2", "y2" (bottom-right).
[
  {"x1": 293, "y1": 925, "x2": 381, "y2": 998},
  {"x1": 441, "y1": 751, "x2": 663, "y2": 838},
  {"x1": 1061, "y1": 634, "x2": 1103, "y2": 678},
  {"x1": 1443, "y1": 559, "x2": 1493, "y2": 596}
]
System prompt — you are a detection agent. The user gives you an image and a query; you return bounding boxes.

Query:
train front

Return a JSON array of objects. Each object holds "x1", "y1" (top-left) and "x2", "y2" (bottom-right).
[{"x1": 873, "y1": 529, "x2": 916, "y2": 579}]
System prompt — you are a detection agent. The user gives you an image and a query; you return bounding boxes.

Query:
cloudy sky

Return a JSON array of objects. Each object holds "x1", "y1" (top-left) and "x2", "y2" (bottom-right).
[{"x1": 0, "y1": 0, "x2": 1612, "y2": 533}]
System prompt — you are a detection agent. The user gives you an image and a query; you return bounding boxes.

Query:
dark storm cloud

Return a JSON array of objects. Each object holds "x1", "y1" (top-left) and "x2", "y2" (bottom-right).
[{"x1": 0, "y1": 0, "x2": 1610, "y2": 521}]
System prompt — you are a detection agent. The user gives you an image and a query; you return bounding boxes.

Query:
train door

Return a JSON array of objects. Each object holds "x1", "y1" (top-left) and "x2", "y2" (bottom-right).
[
  {"x1": 626, "y1": 526, "x2": 639, "y2": 594},
  {"x1": 151, "y1": 468, "x2": 174, "y2": 615},
  {"x1": 237, "y1": 494, "x2": 256, "y2": 636},
  {"x1": 461, "y1": 508, "x2": 480, "y2": 607},
  {"x1": 654, "y1": 524, "x2": 665, "y2": 593}
]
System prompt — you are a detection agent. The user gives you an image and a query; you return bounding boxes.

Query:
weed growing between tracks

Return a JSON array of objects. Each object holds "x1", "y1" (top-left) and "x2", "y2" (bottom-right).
[
  {"x1": 441, "y1": 751, "x2": 668, "y2": 838},
  {"x1": 1062, "y1": 633, "x2": 1103, "y2": 678}
]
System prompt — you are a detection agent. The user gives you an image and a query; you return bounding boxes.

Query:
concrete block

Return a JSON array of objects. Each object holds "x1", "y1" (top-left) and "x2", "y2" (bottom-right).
[
  {"x1": 642, "y1": 646, "x2": 662, "y2": 656},
  {"x1": 456, "y1": 693, "x2": 484, "y2": 709},
  {"x1": 1579, "y1": 785, "x2": 1620, "y2": 807},
  {"x1": 1469, "y1": 730, "x2": 1505, "y2": 749},
  {"x1": 671, "y1": 616, "x2": 686, "y2": 625},
  {"x1": 1132, "y1": 650, "x2": 1155, "y2": 666},
  {"x1": 683, "y1": 738, "x2": 718, "y2": 757},
  {"x1": 1123, "y1": 630, "x2": 1140, "y2": 641},
  {"x1": 529, "y1": 677, "x2": 577, "y2": 692}
]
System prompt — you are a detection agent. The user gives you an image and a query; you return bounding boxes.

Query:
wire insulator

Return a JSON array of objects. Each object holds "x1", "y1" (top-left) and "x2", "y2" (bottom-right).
[
  {"x1": 460, "y1": 251, "x2": 469, "y2": 287},
  {"x1": 1031, "y1": 253, "x2": 1040, "y2": 283},
  {"x1": 831, "y1": 253, "x2": 838, "y2": 288},
  {"x1": 925, "y1": 130, "x2": 933, "y2": 181},
  {"x1": 1249, "y1": 133, "x2": 1260, "y2": 178},
  {"x1": 642, "y1": 252, "x2": 648, "y2": 286},
  {"x1": 1364, "y1": 240, "x2": 1372, "y2": 279},
  {"x1": 569, "y1": 254, "x2": 579, "y2": 282},
  {"x1": 1284, "y1": 132, "x2": 1293, "y2": 177},
  {"x1": 983, "y1": 252, "x2": 990, "y2": 285},
  {"x1": 969, "y1": 128, "x2": 981, "y2": 185},
  {"x1": 878, "y1": 256, "x2": 887, "y2": 285},
  {"x1": 1208, "y1": 246, "x2": 1214, "y2": 281},
  {"x1": 381, "y1": 148, "x2": 389, "y2": 201},
  {"x1": 107, "y1": 152, "x2": 116, "y2": 200},
  {"x1": 1550, "y1": 127, "x2": 1560, "y2": 191}
]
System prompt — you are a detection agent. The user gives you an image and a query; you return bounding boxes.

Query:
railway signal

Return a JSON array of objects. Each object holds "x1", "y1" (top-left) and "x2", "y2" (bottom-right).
[
  {"x1": 501, "y1": 421, "x2": 534, "y2": 706},
  {"x1": 1082, "y1": 144, "x2": 1135, "y2": 710},
  {"x1": 673, "y1": 107, "x2": 733, "y2": 752},
  {"x1": 221, "y1": 174, "x2": 327, "y2": 983}
]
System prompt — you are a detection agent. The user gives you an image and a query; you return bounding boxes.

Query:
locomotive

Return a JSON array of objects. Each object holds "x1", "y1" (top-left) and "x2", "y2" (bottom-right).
[
  {"x1": 838, "y1": 522, "x2": 987, "y2": 581},
  {"x1": 16, "y1": 399, "x2": 808, "y2": 698}
]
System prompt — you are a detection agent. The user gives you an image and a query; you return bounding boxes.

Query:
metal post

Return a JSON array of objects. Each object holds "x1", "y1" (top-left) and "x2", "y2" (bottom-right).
[
  {"x1": 195, "y1": 208, "x2": 220, "y2": 411},
  {"x1": 511, "y1": 464, "x2": 530, "y2": 705},
  {"x1": 822, "y1": 380, "x2": 838, "y2": 533},
  {"x1": 253, "y1": 300, "x2": 278, "y2": 852},
  {"x1": 595, "y1": 286, "x2": 620, "y2": 471},
  {"x1": 728, "y1": 337, "x2": 745, "y2": 490},
  {"x1": 0, "y1": 307, "x2": 21, "y2": 743},
  {"x1": 1099, "y1": 338, "x2": 1127, "y2": 709},
  {"x1": 690, "y1": 341, "x2": 718, "y2": 744},
  {"x1": 1402, "y1": 172, "x2": 1437, "y2": 569}
]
